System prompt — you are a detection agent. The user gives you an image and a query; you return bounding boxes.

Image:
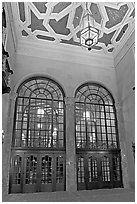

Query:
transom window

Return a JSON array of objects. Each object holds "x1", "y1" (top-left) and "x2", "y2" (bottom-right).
[
  {"x1": 13, "y1": 77, "x2": 65, "y2": 149},
  {"x1": 75, "y1": 83, "x2": 119, "y2": 150}
]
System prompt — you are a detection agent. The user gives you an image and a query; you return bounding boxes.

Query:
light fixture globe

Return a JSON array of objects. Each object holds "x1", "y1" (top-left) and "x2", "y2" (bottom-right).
[{"x1": 80, "y1": 3, "x2": 99, "y2": 51}]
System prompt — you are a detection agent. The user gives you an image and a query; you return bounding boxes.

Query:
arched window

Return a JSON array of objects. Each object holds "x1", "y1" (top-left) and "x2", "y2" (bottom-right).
[
  {"x1": 13, "y1": 77, "x2": 65, "y2": 149},
  {"x1": 75, "y1": 83, "x2": 119, "y2": 150}
]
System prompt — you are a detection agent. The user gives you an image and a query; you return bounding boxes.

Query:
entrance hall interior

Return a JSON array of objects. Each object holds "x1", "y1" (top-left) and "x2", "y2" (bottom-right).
[{"x1": 2, "y1": 2, "x2": 135, "y2": 202}]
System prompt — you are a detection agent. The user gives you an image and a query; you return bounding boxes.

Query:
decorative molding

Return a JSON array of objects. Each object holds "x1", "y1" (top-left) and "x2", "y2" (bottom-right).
[{"x1": 10, "y1": 2, "x2": 135, "y2": 56}]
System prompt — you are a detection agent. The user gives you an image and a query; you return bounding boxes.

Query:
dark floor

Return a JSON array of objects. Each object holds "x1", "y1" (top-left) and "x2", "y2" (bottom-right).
[{"x1": 3, "y1": 188, "x2": 135, "y2": 202}]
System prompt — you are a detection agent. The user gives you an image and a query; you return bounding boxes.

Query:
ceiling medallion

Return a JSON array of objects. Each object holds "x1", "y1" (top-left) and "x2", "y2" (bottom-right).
[{"x1": 80, "y1": 2, "x2": 100, "y2": 51}]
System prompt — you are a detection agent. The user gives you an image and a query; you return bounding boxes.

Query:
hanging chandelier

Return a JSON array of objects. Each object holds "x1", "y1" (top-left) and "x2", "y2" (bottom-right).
[{"x1": 80, "y1": 2, "x2": 99, "y2": 51}]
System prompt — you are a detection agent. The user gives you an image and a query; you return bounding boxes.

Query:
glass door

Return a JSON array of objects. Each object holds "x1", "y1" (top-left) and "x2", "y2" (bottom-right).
[
  {"x1": 23, "y1": 153, "x2": 39, "y2": 193},
  {"x1": 87, "y1": 154, "x2": 100, "y2": 189},
  {"x1": 77, "y1": 153, "x2": 122, "y2": 190},
  {"x1": 10, "y1": 152, "x2": 66, "y2": 193},
  {"x1": 99, "y1": 154, "x2": 113, "y2": 189},
  {"x1": 77, "y1": 154, "x2": 86, "y2": 190},
  {"x1": 9, "y1": 152, "x2": 23, "y2": 193},
  {"x1": 55, "y1": 154, "x2": 65, "y2": 191},
  {"x1": 39, "y1": 153, "x2": 65, "y2": 192},
  {"x1": 40, "y1": 154, "x2": 53, "y2": 192}
]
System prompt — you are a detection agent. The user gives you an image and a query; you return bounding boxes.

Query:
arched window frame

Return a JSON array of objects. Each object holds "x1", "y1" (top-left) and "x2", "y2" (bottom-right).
[
  {"x1": 75, "y1": 83, "x2": 119, "y2": 150},
  {"x1": 12, "y1": 76, "x2": 66, "y2": 150}
]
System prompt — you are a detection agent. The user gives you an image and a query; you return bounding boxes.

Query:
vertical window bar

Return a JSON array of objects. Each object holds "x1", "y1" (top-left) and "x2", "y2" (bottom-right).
[
  {"x1": 63, "y1": 101, "x2": 66, "y2": 149},
  {"x1": 114, "y1": 105, "x2": 120, "y2": 149},
  {"x1": 12, "y1": 98, "x2": 18, "y2": 146},
  {"x1": 103, "y1": 104, "x2": 109, "y2": 149},
  {"x1": 26, "y1": 98, "x2": 31, "y2": 147},
  {"x1": 94, "y1": 104, "x2": 98, "y2": 148},
  {"x1": 85, "y1": 103, "x2": 88, "y2": 148},
  {"x1": 99, "y1": 104, "x2": 103, "y2": 149},
  {"x1": 51, "y1": 99, "x2": 54, "y2": 148},
  {"x1": 20, "y1": 97, "x2": 24, "y2": 147}
]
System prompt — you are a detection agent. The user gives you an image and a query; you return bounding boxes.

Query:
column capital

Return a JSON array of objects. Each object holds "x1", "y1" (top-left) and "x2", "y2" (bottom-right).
[
  {"x1": 64, "y1": 97, "x2": 76, "y2": 106},
  {"x1": 10, "y1": 91, "x2": 17, "y2": 101}
]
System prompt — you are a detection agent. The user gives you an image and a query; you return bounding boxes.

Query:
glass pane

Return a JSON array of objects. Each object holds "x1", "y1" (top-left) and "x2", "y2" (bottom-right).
[
  {"x1": 12, "y1": 155, "x2": 22, "y2": 184},
  {"x1": 56, "y1": 155, "x2": 64, "y2": 183},
  {"x1": 25, "y1": 155, "x2": 37, "y2": 184},
  {"x1": 78, "y1": 157, "x2": 85, "y2": 183},
  {"x1": 75, "y1": 84, "x2": 118, "y2": 150},
  {"x1": 101, "y1": 156, "x2": 110, "y2": 182},
  {"x1": 14, "y1": 77, "x2": 65, "y2": 149},
  {"x1": 88, "y1": 157, "x2": 98, "y2": 182},
  {"x1": 113, "y1": 155, "x2": 120, "y2": 181},
  {"x1": 41, "y1": 155, "x2": 52, "y2": 184}
]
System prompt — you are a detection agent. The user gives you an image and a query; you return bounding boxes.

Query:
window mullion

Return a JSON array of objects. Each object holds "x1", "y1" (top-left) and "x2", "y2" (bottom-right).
[
  {"x1": 85, "y1": 103, "x2": 88, "y2": 149},
  {"x1": 114, "y1": 105, "x2": 119, "y2": 149},
  {"x1": 51, "y1": 99, "x2": 54, "y2": 148},
  {"x1": 103, "y1": 104, "x2": 109, "y2": 149},
  {"x1": 26, "y1": 97, "x2": 31, "y2": 147},
  {"x1": 13, "y1": 98, "x2": 19, "y2": 147},
  {"x1": 99, "y1": 105, "x2": 103, "y2": 149},
  {"x1": 20, "y1": 97, "x2": 25, "y2": 147},
  {"x1": 94, "y1": 105, "x2": 98, "y2": 148}
]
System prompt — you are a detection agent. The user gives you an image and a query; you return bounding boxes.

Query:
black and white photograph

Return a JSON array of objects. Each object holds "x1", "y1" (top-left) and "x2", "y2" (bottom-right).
[{"x1": 2, "y1": 1, "x2": 135, "y2": 202}]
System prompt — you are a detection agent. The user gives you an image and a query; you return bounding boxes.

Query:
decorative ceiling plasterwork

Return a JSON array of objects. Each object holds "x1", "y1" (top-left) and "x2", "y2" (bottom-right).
[{"x1": 13, "y1": 2, "x2": 135, "y2": 55}]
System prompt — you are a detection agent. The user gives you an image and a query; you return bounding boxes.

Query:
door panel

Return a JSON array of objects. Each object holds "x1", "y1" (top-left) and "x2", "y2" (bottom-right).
[
  {"x1": 55, "y1": 154, "x2": 65, "y2": 191},
  {"x1": 9, "y1": 153, "x2": 23, "y2": 193},
  {"x1": 40, "y1": 154, "x2": 53, "y2": 192},
  {"x1": 77, "y1": 152, "x2": 122, "y2": 190},
  {"x1": 24, "y1": 154, "x2": 38, "y2": 193},
  {"x1": 77, "y1": 156, "x2": 86, "y2": 190},
  {"x1": 87, "y1": 155, "x2": 100, "y2": 189},
  {"x1": 10, "y1": 151, "x2": 66, "y2": 193},
  {"x1": 99, "y1": 154, "x2": 113, "y2": 189},
  {"x1": 112, "y1": 154, "x2": 123, "y2": 188}
]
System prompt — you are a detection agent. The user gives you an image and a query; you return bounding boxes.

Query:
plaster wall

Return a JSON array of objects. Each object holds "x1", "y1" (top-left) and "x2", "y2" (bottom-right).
[
  {"x1": 2, "y1": 49, "x2": 118, "y2": 194},
  {"x1": 114, "y1": 32, "x2": 135, "y2": 188},
  {"x1": 13, "y1": 52, "x2": 117, "y2": 99}
]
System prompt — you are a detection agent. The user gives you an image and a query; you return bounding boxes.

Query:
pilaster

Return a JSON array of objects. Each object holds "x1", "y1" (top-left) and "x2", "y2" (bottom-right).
[
  {"x1": 65, "y1": 97, "x2": 77, "y2": 191},
  {"x1": 115, "y1": 101, "x2": 129, "y2": 188},
  {"x1": 2, "y1": 91, "x2": 17, "y2": 195}
]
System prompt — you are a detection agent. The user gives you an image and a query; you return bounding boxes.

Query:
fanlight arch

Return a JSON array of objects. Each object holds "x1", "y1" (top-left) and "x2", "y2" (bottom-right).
[
  {"x1": 75, "y1": 83, "x2": 119, "y2": 150},
  {"x1": 13, "y1": 76, "x2": 65, "y2": 149}
]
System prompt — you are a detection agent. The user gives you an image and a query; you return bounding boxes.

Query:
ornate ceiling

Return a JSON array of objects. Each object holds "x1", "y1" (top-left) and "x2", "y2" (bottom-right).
[{"x1": 13, "y1": 2, "x2": 135, "y2": 55}]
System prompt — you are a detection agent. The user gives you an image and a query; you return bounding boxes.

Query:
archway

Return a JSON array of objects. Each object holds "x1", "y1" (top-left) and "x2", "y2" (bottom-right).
[
  {"x1": 75, "y1": 83, "x2": 123, "y2": 190},
  {"x1": 9, "y1": 76, "x2": 66, "y2": 193}
]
